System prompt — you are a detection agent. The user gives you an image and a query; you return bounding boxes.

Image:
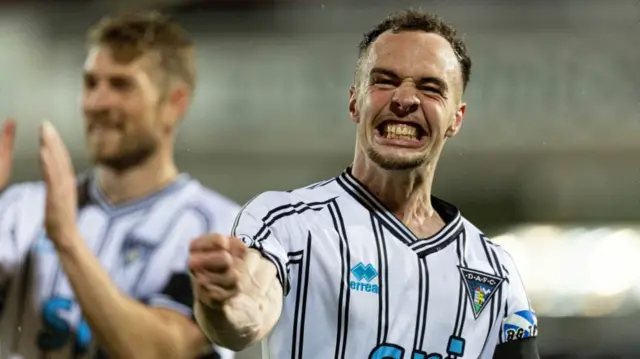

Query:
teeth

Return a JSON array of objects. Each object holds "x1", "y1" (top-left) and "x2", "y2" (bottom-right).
[{"x1": 382, "y1": 123, "x2": 419, "y2": 139}]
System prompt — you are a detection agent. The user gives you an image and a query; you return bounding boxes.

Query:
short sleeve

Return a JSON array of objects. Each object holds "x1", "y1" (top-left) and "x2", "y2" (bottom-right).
[
  {"x1": 147, "y1": 201, "x2": 240, "y2": 359},
  {"x1": 147, "y1": 197, "x2": 240, "y2": 314},
  {"x1": 493, "y1": 254, "x2": 539, "y2": 359},
  {"x1": 231, "y1": 193, "x2": 291, "y2": 296},
  {"x1": 147, "y1": 211, "x2": 208, "y2": 317}
]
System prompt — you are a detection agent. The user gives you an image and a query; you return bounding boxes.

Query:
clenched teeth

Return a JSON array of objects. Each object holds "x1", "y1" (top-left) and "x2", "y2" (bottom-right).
[{"x1": 382, "y1": 123, "x2": 419, "y2": 140}]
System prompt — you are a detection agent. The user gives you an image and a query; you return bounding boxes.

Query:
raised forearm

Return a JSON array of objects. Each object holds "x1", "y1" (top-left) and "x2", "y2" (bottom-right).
[
  {"x1": 193, "y1": 251, "x2": 283, "y2": 352},
  {"x1": 55, "y1": 231, "x2": 190, "y2": 359}
]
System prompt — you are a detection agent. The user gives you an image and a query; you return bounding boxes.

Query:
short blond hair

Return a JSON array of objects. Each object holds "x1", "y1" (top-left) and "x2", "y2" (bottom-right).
[{"x1": 87, "y1": 12, "x2": 196, "y2": 89}]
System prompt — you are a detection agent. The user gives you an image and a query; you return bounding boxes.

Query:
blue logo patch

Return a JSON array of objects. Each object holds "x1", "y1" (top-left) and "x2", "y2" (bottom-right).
[
  {"x1": 350, "y1": 262, "x2": 379, "y2": 293},
  {"x1": 34, "y1": 231, "x2": 54, "y2": 253},
  {"x1": 503, "y1": 310, "x2": 538, "y2": 342}
]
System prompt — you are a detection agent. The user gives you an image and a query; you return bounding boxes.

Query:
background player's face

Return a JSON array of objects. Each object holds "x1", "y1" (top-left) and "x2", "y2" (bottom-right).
[
  {"x1": 82, "y1": 46, "x2": 177, "y2": 171},
  {"x1": 349, "y1": 31, "x2": 466, "y2": 171}
]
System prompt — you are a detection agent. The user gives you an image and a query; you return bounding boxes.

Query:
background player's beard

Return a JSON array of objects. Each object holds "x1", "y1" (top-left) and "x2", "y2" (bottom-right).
[
  {"x1": 93, "y1": 135, "x2": 158, "y2": 172},
  {"x1": 365, "y1": 146, "x2": 426, "y2": 171}
]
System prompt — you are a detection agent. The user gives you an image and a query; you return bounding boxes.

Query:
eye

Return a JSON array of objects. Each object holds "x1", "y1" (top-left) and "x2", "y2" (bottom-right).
[
  {"x1": 109, "y1": 77, "x2": 135, "y2": 93},
  {"x1": 419, "y1": 86, "x2": 441, "y2": 94},
  {"x1": 83, "y1": 76, "x2": 97, "y2": 90},
  {"x1": 372, "y1": 78, "x2": 397, "y2": 88}
]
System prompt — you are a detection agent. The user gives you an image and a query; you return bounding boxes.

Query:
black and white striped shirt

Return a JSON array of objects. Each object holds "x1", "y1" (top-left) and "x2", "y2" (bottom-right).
[
  {"x1": 232, "y1": 168, "x2": 537, "y2": 359},
  {"x1": 0, "y1": 174, "x2": 238, "y2": 359}
]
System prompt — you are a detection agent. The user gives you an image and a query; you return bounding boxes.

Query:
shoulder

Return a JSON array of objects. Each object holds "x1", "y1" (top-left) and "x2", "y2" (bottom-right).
[
  {"x1": 236, "y1": 190, "x2": 297, "y2": 220},
  {"x1": 232, "y1": 179, "x2": 340, "y2": 243},
  {"x1": 178, "y1": 179, "x2": 241, "y2": 233},
  {"x1": 462, "y1": 218, "x2": 521, "y2": 275},
  {"x1": 240, "y1": 178, "x2": 341, "y2": 218},
  {"x1": 188, "y1": 181, "x2": 240, "y2": 213}
]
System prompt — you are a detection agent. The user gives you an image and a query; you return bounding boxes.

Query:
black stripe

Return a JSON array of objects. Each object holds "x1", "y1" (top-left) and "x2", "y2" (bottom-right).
[
  {"x1": 253, "y1": 199, "x2": 336, "y2": 243},
  {"x1": 231, "y1": 197, "x2": 333, "y2": 240},
  {"x1": 289, "y1": 233, "x2": 313, "y2": 359},
  {"x1": 418, "y1": 258, "x2": 429, "y2": 349},
  {"x1": 371, "y1": 215, "x2": 389, "y2": 344},
  {"x1": 485, "y1": 242, "x2": 509, "y2": 344},
  {"x1": 262, "y1": 251, "x2": 290, "y2": 295},
  {"x1": 337, "y1": 170, "x2": 465, "y2": 256},
  {"x1": 412, "y1": 257, "x2": 429, "y2": 352},
  {"x1": 478, "y1": 234, "x2": 502, "y2": 354},
  {"x1": 411, "y1": 222, "x2": 465, "y2": 257},
  {"x1": 501, "y1": 265, "x2": 511, "y2": 277},
  {"x1": 245, "y1": 198, "x2": 349, "y2": 358},
  {"x1": 230, "y1": 194, "x2": 261, "y2": 236},
  {"x1": 305, "y1": 178, "x2": 337, "y2": 190},
  {"x1": 451, "y1": 235, "x2": 465, "y2": 336},
  {"x1": 456, "y1": 231, "x2": 469, "y2": 337},
  {"x1": 447, "y1": 231, "x2": 468, "y2": 359},
  {"x1": 231, "y1": 198, "x2": 336, "y2": 295},
  {"x1": 412, "y1": 257, "x2": 425, "y2": 350},
  {"x1": 329, "y1": 200, "x2": 351, "y2": 359},
  {"x1": 410, "y1": 214, "x2": 463, "y2": 248},
  {"x1": 336, "y1": 175, "x2": 414, "y2": 245}
]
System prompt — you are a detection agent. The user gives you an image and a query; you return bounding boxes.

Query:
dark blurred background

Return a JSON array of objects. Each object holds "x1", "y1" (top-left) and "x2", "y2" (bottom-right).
[{"x1": 1, "y1": 0, "x2": 640, "y2": 357}]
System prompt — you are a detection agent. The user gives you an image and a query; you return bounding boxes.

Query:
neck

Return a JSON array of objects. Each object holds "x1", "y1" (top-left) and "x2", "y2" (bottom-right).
[
  {"x1": 351, "y1": 153, "x2": 439, "y2": 226},
  {"x1": 95, "y1": 149, "x2": 178, "y2": 204}
]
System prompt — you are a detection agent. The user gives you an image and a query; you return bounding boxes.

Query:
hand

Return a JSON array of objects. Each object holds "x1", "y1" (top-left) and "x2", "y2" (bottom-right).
[
  {"x1": 189, "y1": 233, "x2": 247, "y2": 308},
  {"x1": 0, "y1": 119, "x2": 16, "y2": 191},
  {"x1": 39, "y1": 121, "x2": 78, "y2": 245}
]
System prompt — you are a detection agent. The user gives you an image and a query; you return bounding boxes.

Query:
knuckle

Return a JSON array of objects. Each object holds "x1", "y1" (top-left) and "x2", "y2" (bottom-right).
[
  {"x1": 204, "y1": 251, "x2": 232, "y2": 271},
  {"x1": 187, "y1": 256, "x2": 200, "y2": 271},
  {"x1": 212, "y1": 232, "x2": 225, "y2": 241},
  {"x1": 219, "y1": 251, "x2": 234, "y2": 269}
]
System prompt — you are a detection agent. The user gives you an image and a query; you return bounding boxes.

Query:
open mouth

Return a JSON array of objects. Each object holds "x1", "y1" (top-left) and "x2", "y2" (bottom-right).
[{"x1": 375, "y1": 121, "x2": 426, "y2": 143}]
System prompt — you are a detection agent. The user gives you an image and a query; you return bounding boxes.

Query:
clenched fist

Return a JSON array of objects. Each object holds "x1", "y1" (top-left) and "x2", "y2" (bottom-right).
[{"x1": 189, "y1": 233, "x2": 248, "y2": 308}]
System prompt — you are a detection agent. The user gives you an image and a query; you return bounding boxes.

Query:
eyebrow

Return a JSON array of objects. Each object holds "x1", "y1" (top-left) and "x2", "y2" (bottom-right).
[{"x1": 369, "y1": 67, "x2": 448, "y2": 93}]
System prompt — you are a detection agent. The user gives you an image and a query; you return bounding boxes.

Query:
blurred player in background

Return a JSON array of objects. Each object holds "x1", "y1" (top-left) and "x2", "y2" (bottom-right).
[
  {"x1": 189, "y1": 10, "x2": 539, "y2": 359},
  {"x1": 0, "y1": 13, "x2": 236, "y2": 359}
]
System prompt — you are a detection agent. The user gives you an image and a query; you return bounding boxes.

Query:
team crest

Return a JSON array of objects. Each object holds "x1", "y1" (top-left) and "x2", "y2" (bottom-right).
[
  {"x1": 120, "y1": 236, "x2": 155, "y2": 266},
  {"x1": 458, "y1": 267, "x2": 504, "y2": 319}
]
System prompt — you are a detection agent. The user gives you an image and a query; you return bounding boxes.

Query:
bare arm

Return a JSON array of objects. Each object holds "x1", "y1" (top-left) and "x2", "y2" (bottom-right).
[
  {"x1": 39, "y1": 120, "x2": 211, "y2": 358},
  {"x1": 194, "y1": 249, "x2": 283, "y2": 352},
  {"x1": 57, "y1": 230, "x2": 209, "y2": 359}
]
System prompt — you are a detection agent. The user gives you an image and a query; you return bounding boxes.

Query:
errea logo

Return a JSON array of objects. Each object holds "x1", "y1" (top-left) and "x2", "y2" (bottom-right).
[{"x1": 350, "y1": 262, "x2": 379, "y2": 293}]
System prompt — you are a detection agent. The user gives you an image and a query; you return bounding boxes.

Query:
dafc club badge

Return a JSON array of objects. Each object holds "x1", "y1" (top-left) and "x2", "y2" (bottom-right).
[{"x1": 458, "y1": 267, "x2": 505, "y2": 319}]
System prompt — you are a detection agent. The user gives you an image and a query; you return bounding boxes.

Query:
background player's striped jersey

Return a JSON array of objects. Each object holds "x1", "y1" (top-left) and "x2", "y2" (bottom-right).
[
  {"x1": 232, "y1": 169, "x2": 537, "y2": 359},
  {"x1": 0, "y1": 174, "x2": 238, "y2": 359}
]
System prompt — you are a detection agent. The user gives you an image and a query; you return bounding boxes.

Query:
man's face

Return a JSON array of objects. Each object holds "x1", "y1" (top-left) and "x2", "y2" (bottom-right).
[
  {"x1": 349, "y1": 30, "x2": 466, "y2": 171},
  {"x1": 82, "y1": 46, "x2": 165, "y2": 171}
]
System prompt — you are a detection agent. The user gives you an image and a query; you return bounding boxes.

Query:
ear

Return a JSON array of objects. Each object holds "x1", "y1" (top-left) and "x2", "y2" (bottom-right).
[
  {"x1": 349, "y1": 86, "x2": 360, "y2": 124},
  {"x1": 445, "y1": 103, "x2": 466, "y2": 138},
  {"x1": 168, "y1": 83, "x2": 191, "y2": 124}
]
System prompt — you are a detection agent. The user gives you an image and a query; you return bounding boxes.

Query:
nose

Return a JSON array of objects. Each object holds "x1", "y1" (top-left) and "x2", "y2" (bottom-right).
[
  {"x1": 83, "y1": 85, "x2": 116, "y2": 111},
  {"x1": 390, "y1": 83, "x2": 420, "y2": 117}
]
